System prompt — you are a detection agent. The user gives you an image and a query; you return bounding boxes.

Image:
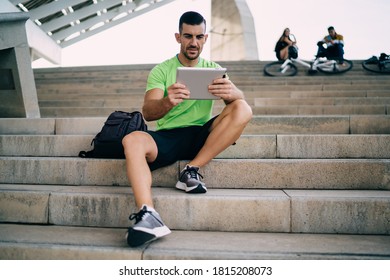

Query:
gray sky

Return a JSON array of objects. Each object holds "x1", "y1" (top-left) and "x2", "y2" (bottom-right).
[{"x1": 33, "y1": 0, "x2": 390, "y2": 67}]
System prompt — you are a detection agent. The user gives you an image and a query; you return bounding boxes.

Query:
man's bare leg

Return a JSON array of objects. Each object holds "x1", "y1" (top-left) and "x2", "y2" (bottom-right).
[
  {"x1": 189, "y1": 99, "x2": 252, "y2": 167},
  {"x1": 122, "y1": 131, "x2": 171, "y2": 247},
  {"x1": 122, "y1": 131, "x2": 158, "y2": 209},
  {"x1": 175, "y1": 99, "x2": 252, "y2": 193}
]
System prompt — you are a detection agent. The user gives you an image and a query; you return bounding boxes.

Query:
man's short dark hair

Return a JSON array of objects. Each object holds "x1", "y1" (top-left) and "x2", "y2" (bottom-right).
[
  {"x1": 328, "y1": 26, "x2": 335, "y2": 31},
  {"x1": 179, "y1": 11, "x2": 206, "y2": 33}
]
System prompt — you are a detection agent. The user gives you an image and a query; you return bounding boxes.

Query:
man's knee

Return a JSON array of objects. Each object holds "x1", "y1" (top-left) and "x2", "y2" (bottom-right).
[
  {"x1": 228, "y1": 99, "x2": 253, "y2": 124},
  {"x1": 122, "y1": 131, "x2": 150, "y2": 154}
]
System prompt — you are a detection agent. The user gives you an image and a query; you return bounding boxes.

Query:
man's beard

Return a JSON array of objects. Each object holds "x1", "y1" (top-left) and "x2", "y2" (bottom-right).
[{"x1": 183, "y1": 46, "x2": 200, "y2": 61}]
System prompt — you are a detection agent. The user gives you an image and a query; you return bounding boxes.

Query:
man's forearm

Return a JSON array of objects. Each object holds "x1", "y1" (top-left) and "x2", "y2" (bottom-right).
[{"x1": 142, "y1": 97, "x2": 173, "y2": 121}]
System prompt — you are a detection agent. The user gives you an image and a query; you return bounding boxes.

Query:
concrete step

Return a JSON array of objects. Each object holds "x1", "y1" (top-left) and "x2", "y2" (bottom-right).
[
  {"x1": 238, "y1": 84, "x2": 390, "y2": 93},
  {"x1": 1, "y1": 115, "x2": 390, "y2": 135},
  {"x1": 38, "y1": 105, "x2": 389, "y2": 117},
  {"x1": 251, "y1": 105, "x2": 388, "y2": 115},
  {"x1": 34, "y1": 79, "x2": 390, "y2": 91},
  {"x1": 1, "y1": 184, "x2": 389, "y2": 234},
  {"x1": 245, "y1": 115, "x2": 390, "y2": 134},
  {"x1": 38, "y1": 98, "x2": 145, "y2": 108},
  {"x1": 36, "y1": 92, "x2": 390, "y2": 106},
  {"x1": 1, "y1": 134, "x2": 389, "y2": 159},
  {"x1": 289, "y1": 90, "x2": 390, "y2": 98},
  {"x1": 35, "y1": 82, "x2": 146, "y2": 92},
  {"x1": 39, "y1": 107, "x2": 144, "y2": 117},
  {"x1": 35, "y1": 99, "x2": 390, "y2": 118},
  {"x1": 33, "y1": 63, "x2": 154, "y2": 76},
  {"x1": 1, "y1": 223, "x2": 389, "y2": 260},
  {"x1": 32, "y1": 61, "x2": 387, "y2": 80},
  {"x1": 0, "y1": 134, "x2": 274, "y2": 159},
  {"x1": 1, "y1": 157, "x2": 389, "y2": 189},
  {"x1": 254, "y1": 97, "x2": 390, "y2": 106},
  {"x1": 231, "y1": 81, "x2": 390, "y2": 89},
  {"x1": 29, "y1": 64, "x2": 327, "y2": 78},
  {"x1": 36, "y1": 89, "x2": 390, "y2": 101},
  {"x1": 37, "y1": 92, "x2": 145, "y2": 100},
  {"x1": 250, "y1": 90, "x2": 383, "y2": 99},
  {"x1": 31, "y1": 60, "x2": 383, "y2": 79},
  {"x1": 35, "y1": 82, "x2": 390, "y2": 94}
]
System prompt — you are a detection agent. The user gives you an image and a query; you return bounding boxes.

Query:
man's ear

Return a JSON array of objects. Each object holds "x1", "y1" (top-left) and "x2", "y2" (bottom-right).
[
  {"x1": 204, "y1": 34, "x2": 208, "y2": 42},
  {"x1": 175, "y1": 33, "x2": 181, "y2": 43}
]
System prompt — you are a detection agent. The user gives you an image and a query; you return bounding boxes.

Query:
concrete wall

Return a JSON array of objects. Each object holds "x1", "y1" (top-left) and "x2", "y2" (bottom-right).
[
  {"x1": 210, "y1": 0, "x2": 258, "y2": 61},
  {"x1": 1, "y1": 0, "x2": 61, "y2": 64},
  {"x1": 0, "y1": 13, "x2": 40, "y2": 118}
]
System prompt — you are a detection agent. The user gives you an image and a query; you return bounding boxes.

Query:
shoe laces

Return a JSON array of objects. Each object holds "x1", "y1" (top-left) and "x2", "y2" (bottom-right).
[
  {"x1": 129, "y1": 206, "x2": 165, "y2": 226},
  {"x1": 184, "y1": 166, "x2": 203, "y2": 180},
  {"x1": 129, "y1": 205, "x2": 149, "y2": 223}
]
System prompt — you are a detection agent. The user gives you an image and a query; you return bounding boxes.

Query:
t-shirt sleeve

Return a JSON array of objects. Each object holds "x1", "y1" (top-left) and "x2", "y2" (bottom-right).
[{"x1": 146, "y1": 64, "x2": 166, "y2": 92}]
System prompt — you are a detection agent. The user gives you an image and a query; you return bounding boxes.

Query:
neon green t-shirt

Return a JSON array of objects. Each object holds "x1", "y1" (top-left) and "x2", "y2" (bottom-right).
[{"x1": 146, "y1": 56, "x2": 221, "y2": 131}]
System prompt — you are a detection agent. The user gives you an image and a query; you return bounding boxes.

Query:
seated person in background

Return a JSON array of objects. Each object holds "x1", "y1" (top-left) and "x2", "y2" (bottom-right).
[
  {"x1": 274, "y1": 28, "x2": 297, "y2": 61},
  {"x1": 316, "y1": 26, "x2": 344, "y2": 64}
]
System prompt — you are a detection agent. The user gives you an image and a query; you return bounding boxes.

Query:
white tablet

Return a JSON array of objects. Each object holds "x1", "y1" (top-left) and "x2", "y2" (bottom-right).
[{"x1": 176, "y1": 67, "x2": 227, "y2": 100}]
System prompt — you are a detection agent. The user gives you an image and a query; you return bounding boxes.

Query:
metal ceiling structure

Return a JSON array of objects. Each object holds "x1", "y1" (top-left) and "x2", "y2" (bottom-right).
[{"x1": 8, "y1": 0, "x2": 175, "y2": 48}]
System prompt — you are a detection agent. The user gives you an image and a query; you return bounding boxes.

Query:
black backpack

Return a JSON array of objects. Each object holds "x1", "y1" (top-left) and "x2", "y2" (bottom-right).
[{"x1": 79, "y1": 111, "x2": 147, "y2": 159}]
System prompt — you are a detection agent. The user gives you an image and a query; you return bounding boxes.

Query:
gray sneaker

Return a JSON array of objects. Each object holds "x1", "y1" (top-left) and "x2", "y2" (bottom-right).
[
  {"x1": 175, "y1": 165, "x2": 207, "y2": 193},
  {"x1": 126, "y1": 205, "x2": 171, "y2": 247}
]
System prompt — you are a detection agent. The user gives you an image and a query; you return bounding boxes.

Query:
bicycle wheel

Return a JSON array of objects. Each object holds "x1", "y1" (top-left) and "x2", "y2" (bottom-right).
[
  {"x1": 317, "y1": 59, "x2": 353, "y2": 74},
  {"x1": 362, "y1": 60, "x2": 390, "y2": 74},
  {"x1": 264, "y1": 61, "x2": 297, "y2": 77}
]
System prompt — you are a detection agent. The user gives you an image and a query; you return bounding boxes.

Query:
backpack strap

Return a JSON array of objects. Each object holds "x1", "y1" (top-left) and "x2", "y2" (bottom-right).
[{"x1": 78, "y1": 150, "x2": 94, "y2": 158}]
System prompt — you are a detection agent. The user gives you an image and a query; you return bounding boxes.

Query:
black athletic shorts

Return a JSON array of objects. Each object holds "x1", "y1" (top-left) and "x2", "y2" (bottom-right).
[{"x1": 146, "y1": 115, "x2": 218, "y2": 171}]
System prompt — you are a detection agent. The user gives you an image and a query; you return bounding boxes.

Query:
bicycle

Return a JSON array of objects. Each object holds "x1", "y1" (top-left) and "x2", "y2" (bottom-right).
[
  {"x1": 264, "y1": 37, "x2": 353, "y2": 77},
  {"x1": 362, "y1": 53, "x2": 390, "y2": 74}
]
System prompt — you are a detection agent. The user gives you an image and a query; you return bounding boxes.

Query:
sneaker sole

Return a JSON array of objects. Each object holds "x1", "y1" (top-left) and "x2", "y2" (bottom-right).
[
  {"x1": 175, "y1": 181, "x2": 207, "y2": 193},
  {"x1": 126, "y1": 226, "x2": 171, "y2": 247}
]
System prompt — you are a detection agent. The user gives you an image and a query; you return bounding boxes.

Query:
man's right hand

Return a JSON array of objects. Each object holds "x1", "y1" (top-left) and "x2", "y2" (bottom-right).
[
  {"x1": 142, "y1": 83, "x2": 190, "y2": 121},
  {"x1": 166, "y1": 82, "x2": 190, "y2": 106}
]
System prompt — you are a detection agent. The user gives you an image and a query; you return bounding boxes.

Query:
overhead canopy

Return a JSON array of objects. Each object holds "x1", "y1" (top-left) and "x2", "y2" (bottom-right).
[
  {"x1": 10, "y1": 0, "x2": 175, "y2": 47},
  {"x1": 3, "y1": 0, "x2": 175, "y2": 63}
]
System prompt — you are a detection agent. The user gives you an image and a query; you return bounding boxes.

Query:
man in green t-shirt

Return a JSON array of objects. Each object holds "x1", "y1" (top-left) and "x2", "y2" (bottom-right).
[{"x1": 123, "y1": 11, "x2": 253, "y2": 247}]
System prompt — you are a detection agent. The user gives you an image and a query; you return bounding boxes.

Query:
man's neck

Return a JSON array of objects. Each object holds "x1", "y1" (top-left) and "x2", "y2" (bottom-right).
[{"x1": 177, "y1": 53, "x2": 199, "y2": 67}]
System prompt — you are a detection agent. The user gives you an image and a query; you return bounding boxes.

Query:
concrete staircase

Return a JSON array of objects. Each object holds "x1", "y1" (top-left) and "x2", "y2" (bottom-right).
[{"x1": 1, "y1": 60, "x2": 390, "y2": 260}]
